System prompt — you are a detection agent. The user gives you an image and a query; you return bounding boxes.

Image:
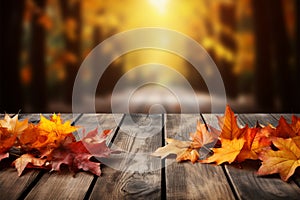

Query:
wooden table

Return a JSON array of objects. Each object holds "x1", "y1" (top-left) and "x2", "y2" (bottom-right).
[{"x1": 1, "y1": 113, "x2": 300, "y2": 199}]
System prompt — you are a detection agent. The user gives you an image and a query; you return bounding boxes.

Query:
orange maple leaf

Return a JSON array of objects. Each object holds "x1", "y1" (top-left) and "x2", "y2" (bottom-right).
[
  {"x1": 257, "y1": 136, "x2": 300, "y2": 181},
  {"x1": 201, "y1": 138, "x2": 245, "y2": 165},
  {"x1": 32, "y1": 114, "x2": 78, "y2": 149},
  {"x1": 0, "y1": 127, "x2": 14, "y2": 160},
  {"x1": 190, "y1": 121, "x2": 219, "y2": 149},
  {"x1": 19, "y1": 123, "x2": 40, "y2": 149},
  {"x1": 236, "y1": 126, "x2": 271, "y2": 162},
  {"x1": 201, "y1": 106, "x2": 249, "y2": 164},
  {"x1": 0, "y1": 127, "x2": 15, "y2": 153},
  {"x1": 217, "y1": 105, "x2": 247, "y2": 140}
]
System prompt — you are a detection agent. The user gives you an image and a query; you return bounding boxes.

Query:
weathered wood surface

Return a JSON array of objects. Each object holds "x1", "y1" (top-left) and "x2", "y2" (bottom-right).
[
  {"x1": 89, "y1": 114, "x2": 162, "y2": 199},
  {"x1": 0, "y1": 113, "x2": 299, "y2": 200},
  {"x1": 165, "y1": 114, "x2": 235, "y2": 200},
  {"x1": 202, "y1": 113, "x2": 300, "y2": 200}
]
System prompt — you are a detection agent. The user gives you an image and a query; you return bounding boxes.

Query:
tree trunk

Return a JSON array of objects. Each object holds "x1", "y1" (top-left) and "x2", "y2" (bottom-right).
[
  {"x1": 252, "y1": 0, "x2": 274, "y2": 111},
  {"x1": 218, "y1": 3, "x2": 238, "y2": 98},
  {"x1": 59, "y1": 1, "x2": 81, "y2": 104},
  {"x1": 0, "y1": 0, "x2": 25, "y2": 113},
  {"x1": 269, "y1": 0, "x2": 292, "y2": 112},
  {"x1": 294, "y1": 0, "x2": 300, "y2": 112},
  {"x1": 29, "y1": 0, "x2": 47, "y2": 112}
]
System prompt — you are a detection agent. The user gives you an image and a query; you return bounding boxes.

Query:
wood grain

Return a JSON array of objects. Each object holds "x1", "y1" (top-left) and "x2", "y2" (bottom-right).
[
  {"x1": 165, "y1": 114, "x2": 235, "y2": 200},
  {"x1": 89, "y1": 114, "x2": 162, "y2": 200},
  {"x1": 202, "y1": 113, "x2": 300, "y2": 200},
  {"x1": 24, "y1": 114, "x2": 123, "y2": 200},
  {"x1": 1, "y1": 113, "x2": 300, "y2": 199}
]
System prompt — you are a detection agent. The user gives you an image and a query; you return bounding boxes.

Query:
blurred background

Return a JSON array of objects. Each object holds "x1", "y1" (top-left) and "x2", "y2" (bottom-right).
[{"x1": 0, "y1": 0, "x2": 299, "y2": 113}]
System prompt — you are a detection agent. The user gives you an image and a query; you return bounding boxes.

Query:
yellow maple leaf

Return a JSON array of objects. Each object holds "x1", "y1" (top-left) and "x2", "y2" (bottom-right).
[
  {"x1": 257, "y1": 136, "x2": 300, "y2": 181},
  {"x1": 32, "y1": 114, "x2": 78, "y2": 148},
  {"x1": 201, "y1": 138, "x2": 245, "y2": 165}
]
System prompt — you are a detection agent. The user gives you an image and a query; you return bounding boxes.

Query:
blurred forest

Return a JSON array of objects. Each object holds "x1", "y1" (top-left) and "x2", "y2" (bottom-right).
[{"x1": 0, "y1": 0, "x2": 299, "y2": 113}]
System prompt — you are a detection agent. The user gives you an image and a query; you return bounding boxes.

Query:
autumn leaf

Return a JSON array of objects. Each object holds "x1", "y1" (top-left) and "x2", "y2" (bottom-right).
[
  {"x1": 72, "y1": 154, "x2": 101, "y2": 176},
  {"x1": 0, "y1": 127, "x2": 16, "y2": 155},
  {"x1": 49, "y1": 129, "x2": 112, "y2": 176},
  {"x1": 217, "y1": 105, "x2": 247, "y2": 140},
  {"x1": 176, "y1": 148, "x2": 200, "y2": 163},
  {"x1": 257, "y1": 136, "x2": 300, "y2": 181},
  {"x1": 152, "y1": 138, "x2": 191, "y2": 158},
  {"x1": 273, "y1": 116, "x2": 297, "y2": 138},
  {"x1": 291, "y1": 115, "x2": 300, "y2": 135},
  {"x1": 19, "y1": 123, "x2": 40, "y2": 149},
  {"x1": 0, "y1": 114, "x2": 28, "y2": 136},
  {"x1": 79, "y1": 129, "x2": 113, "y2": 157},
  {"x1": 152, "y1": 121, "x2": 217, "y2": 163},
  {"x1": 0, "y1": 114, "x2": 28, "y2": 160},
  {"x1": 201, "y1": 106, "x2": 248, "y2": 164},
  {"x1": 190, "y1": 121, "x2": 219, "y2": 149},
  {"x1": 39, "y1": 114, "x2": 78, "y2": 134},
  {"x1": 236, "y1": 126, "x2": 272, "y2": 162},
  {"x1": 14, "y1": 154, "x2": 47, "y2": 176},
  {"x1": 269, "y1": 115, "x2": 300, "y2": 139},
  {"x1": 32, "y1": 114, "x2": 78, "y2": 149},
  {"x1": 201, "y1": 138, "x2": 245, "y2": 165}
]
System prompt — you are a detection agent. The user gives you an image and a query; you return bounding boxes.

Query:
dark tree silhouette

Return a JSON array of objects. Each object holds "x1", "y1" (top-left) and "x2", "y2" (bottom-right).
[
  {"x1": 252, "y1": 0, "x2": 296, "y2": 112},
  {"x1": 252, "y1": 0, "x2": 275, "y2": 111},
  {"x1": 29, "y1": 0, "x2": 47, "y2": 112},
  {"x1": 217, "y1": 3, "x2": 238, "y2": 98},
  {"x1": 59, "y1": 0, "x2": 82, "y2": 104},
  {"x1": 295, "y1": 0, "x2": 300, "y2": 112},
  {"x1": 0, "y1": 0, "x2": 25, "y2": 113},
  {"x1": 269, "y1": 0, "x2": 292, "y2": 112}
]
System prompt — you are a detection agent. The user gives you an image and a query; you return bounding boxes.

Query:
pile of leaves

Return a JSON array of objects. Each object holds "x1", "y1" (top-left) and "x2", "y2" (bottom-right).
[
  {"x1": 0, "y1": 114, "x2": 112, "y2": 176},
  {"x1": 152, "y1": 105, "x2": 300, "y2": 181}
]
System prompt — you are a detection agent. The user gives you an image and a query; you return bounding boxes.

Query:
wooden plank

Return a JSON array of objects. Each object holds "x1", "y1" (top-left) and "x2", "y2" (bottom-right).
[
  {"x1": 0, "y1": 114, "x2": 76, "y2": 200},
  {"x1": 202, "y1": 113, "x2": 300, "y2": 199},
  {"x1": 89, "y1": 114, "x2": 162, "y2": 199},
  {"x1": 24, "y1": 114, "x2": 123, "y2": 200},
  {"x1": 165, "y1": 114, "x2": 235, "y2": 200},
  {"x1": 271, "y1": 113, "x2": 300, "y2": 124}
]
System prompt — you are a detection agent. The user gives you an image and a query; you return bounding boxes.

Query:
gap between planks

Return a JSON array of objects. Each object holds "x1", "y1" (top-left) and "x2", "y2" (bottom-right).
[
  {"x1": 83, "y1": 114, "x2": 126, "y2": 200},
  {"x1": 200, "y1": 113, "x2": 240, "y2": 200}
]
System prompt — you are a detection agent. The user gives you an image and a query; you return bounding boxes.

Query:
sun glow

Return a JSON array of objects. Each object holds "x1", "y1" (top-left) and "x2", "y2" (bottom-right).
[{"x1": 149, "y1": 0, "x2": 169, "y2": 13}]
